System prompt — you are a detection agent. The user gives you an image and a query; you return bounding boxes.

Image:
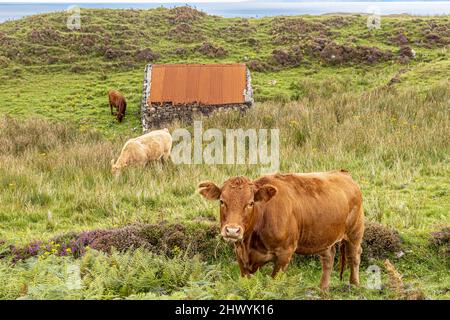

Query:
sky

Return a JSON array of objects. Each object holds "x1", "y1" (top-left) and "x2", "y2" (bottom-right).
[
  {"x1": 2, "y1": 0, "x2": 449, "y2": 21},
  {"x1": 0, "y1": 0, "x2": 447, "y2": 3},
  {"x1": 0, "y1": 0, "x2": 246, "y2": 3}
]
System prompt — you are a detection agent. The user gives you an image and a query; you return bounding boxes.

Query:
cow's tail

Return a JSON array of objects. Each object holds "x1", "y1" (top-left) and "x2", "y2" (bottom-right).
[{"x1": 339, "y1": 241, "x2": 346, "y2": 281}]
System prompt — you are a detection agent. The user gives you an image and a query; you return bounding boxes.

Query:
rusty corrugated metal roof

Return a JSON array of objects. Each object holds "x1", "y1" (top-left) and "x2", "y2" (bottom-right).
[{"x1": 148, "y1": 64, "x2": 247, "y2": 105}]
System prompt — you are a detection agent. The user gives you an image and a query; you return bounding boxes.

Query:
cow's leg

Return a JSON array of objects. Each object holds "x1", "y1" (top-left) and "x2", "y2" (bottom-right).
[
  {"x1": 238, "y1": 262, "x2": 250, "y2": 278},
  {"x1": 162, "y1": 150, "x2": 171, "y2": 162},
  {"x1": 271, "y1": 249, "x2": 294, "y2": 278},
  {"x1": 109, "y1": 99, "x2": 115, "y2": 115},
  {"x1": 318, "y1": 245, "x2": 336, "y2": 291},
  {"x1": 345, "y1": 241, "x2": 362, "y2": 286}
]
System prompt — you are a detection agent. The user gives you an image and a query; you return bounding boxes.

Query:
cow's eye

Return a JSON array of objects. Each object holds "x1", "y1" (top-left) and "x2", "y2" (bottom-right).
[{"x1": 220, "y1": 200, "x2": 225, "y2": 206}]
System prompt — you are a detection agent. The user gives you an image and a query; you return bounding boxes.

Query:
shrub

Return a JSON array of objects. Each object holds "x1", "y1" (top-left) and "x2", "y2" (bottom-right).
[
  {"x1": 5, "y1": 222, "x2": 227, "y2": 262},
  {"x1": 270, "y1": 17, "x2": 330, "y2": 45},
  {"x1": 318, "y1": 42, "x2": 393, "y2": 65},
  {"x1": 0, "y1": 55, "x2": 10, "y2": 67},
  {"x1": 103, "y1": 47, "x2": 120, "y2": 60},
  {"x1": 429, "y1": 227, "x2": 450, "y2": 258},
  {"x1": 246, "y1": 59, "x2": 272, "y2": 72},
  {"x1": 388, "y1": 32, "x2": 409, "y2": 45},
  {"x1": 135, "y1": 48, "x2": 159, "y2": 62},
  {"x1": 80, "y1": 248, "x2": 207, "y2": 298},
  {"x1": 167, "y1": 6, "x2": 206, "y2": 24},
  {"x1": 168, "y1": 23, "x2": 204, "y2": 43},
  {"x1": 174, "y1": 47, "x2": 188, "y2": 56},
  {"x1": 220, "y1": 21, "x2": 256, "y2": 41},
  {"x1": 419, "y1": 25, "x2": 449, "y2": 48},
  {"x1": 197, "y1": 42, "x2": 228, "y2": 58},
  {"x1": 27, "y1": 28, "x2": 61, "y2": 45},
  {"x1": 70, "y1": 64, "x2": 84, "y2": 73},
  {"x1": 269, "y1": 46, "x2": 303, "y2": 68},
  {"x1": 362, "y1": 222, "x2": 402, "y2": 263},
  {"x1": 399, "y1": 46, "x2": 415, "y2": 58},
  {"x1": 9, "y1": 66, "x2": 22, "y2": 76},
  {"x1": 90, "y1": 225, "x2": 151, "y2": 253}
]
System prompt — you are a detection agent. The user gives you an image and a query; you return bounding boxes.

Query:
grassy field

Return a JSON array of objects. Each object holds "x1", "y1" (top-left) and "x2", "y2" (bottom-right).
[{"x1": 0, "y1": 7, "x2": 449, "y2": 300}]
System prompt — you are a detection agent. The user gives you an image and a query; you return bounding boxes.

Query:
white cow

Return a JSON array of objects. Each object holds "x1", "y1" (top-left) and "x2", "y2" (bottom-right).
[{"x1": 111, "y1": 129, "x2": 172, "y2": 176}]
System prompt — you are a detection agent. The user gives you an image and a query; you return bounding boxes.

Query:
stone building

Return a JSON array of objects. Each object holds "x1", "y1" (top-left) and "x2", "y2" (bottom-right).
[{"x1": 141, "y1": 63, "x2": 253, "y2": 131}]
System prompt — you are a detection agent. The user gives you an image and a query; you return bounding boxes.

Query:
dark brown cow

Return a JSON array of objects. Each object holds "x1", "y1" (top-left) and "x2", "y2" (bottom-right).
[
  {"x1": 198, "y1": 170, "x2": 364, "y2": 290},
  {"x1": 108, "y1": 90, "x2": 127, "y2": 123}
]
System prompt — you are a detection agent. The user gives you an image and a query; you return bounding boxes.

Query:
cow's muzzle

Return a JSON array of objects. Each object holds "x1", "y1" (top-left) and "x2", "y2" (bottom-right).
[{"x1": 222, "y1": 225, "x2": 243, "y2": 242}]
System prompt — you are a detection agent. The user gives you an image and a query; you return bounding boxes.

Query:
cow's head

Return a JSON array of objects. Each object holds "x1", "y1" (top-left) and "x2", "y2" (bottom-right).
[
  {"x1": 198, "y1": 176, "x2": 277, "y2": 242},
  {"x1": 111, "y1": 159, "x2": 122, "y2": 177}
]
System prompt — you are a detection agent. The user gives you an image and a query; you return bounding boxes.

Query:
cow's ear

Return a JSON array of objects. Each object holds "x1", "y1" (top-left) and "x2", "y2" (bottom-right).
[
  {"x1": 198, "y1": 181, "x2": 221, "y2": 200},
  {"x1": 254, "y1": 184, "x2": 277, "y2": 203}
]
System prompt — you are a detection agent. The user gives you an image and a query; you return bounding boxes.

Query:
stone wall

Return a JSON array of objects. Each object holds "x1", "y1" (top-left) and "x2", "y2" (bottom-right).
[
  {"x1": 142, "y1": 102, "x2": 251, "y2": 130},
  {"x1": 141, "y1": 64, "x2": 152, "y2": 131},
  {"x1": 141, "y1": 64, "x2": 253, "y2": 132}
]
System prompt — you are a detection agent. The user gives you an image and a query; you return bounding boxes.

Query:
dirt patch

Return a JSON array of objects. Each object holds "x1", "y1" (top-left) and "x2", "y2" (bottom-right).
[
  {"x1": 430, "y1": 227, "x2": 450, "y2": 258},
  {"x1": 197, "y1": 42, "x2": 228, "y2": 58},
  {"x1": 361, "y1": 222, "x2": 402, "y2": 263}
]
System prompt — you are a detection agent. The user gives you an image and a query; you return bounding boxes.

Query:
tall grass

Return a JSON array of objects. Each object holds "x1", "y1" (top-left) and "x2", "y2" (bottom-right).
[
  {"x1": 0, "y1": 82, "x2": 449, "y2": 299},
  {"x1": 1, "y1": 82, "x2": 448, "y2": 243}
]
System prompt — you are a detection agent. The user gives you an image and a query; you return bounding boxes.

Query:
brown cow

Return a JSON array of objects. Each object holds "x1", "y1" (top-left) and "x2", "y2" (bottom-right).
[
  {"x1": 198, "y1": 170, "x2": 364, "y2": 290},
  {"x1": 108, "y1": 90, "x2": 127, "y2": 122}
]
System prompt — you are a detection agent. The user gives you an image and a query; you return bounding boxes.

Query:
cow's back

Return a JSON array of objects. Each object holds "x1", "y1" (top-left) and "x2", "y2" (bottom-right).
[
  {"x1": 109, "y1": 90, "x2": 120, "y2": 103},
  {"x1": 255, "y1": 171, "x2": 363, "y2": 254},
  {"x1": 136, "y1": 130, "x2": 172, "y2": 160}
]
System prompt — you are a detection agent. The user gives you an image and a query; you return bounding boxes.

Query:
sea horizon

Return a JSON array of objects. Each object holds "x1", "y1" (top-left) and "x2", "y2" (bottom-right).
[{"x1": 1, "y1": 1, "x2": 450, "y2": 23}]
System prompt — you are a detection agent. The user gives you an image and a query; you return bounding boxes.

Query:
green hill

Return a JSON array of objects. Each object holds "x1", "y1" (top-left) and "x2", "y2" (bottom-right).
[
  {"x1": 0, "y1": 7, "x2": 448, "y2": 135},
  {"x1": 0, "y1": 7, "x2": 449, "y2": 300}
]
